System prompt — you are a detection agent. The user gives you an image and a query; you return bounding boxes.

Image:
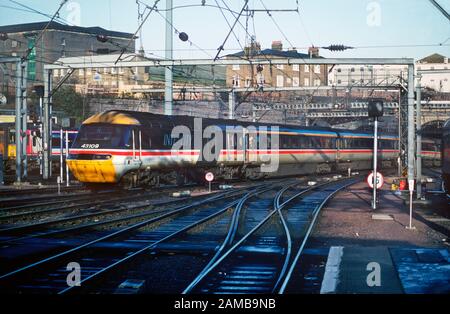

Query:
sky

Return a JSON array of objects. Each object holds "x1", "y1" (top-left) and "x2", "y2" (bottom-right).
[{"x1": 0, "y1": 0, "x2": 449, "y2": 61}]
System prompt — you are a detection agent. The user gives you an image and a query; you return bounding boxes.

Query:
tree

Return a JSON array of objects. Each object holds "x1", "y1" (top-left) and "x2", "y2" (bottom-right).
[{"x1": 52, "y1": 86, "x2": 87, "y2": 125}]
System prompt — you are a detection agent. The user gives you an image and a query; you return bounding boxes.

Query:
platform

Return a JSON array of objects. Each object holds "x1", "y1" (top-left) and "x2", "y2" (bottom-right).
[{"x1": 310, "y1": 177, "x2": 450, "y2": 294}]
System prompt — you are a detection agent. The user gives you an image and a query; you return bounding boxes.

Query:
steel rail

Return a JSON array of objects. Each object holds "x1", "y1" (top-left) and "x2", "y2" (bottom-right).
[
  {"x1": 0, "y1": 187, "x2": 253, "y2": 282},
  {"x1": 278, "y1": 179, "x2": 359, "y2": 293},
  {"x1": 183, "y1": 177, "x2": 358, "y2": 294}
]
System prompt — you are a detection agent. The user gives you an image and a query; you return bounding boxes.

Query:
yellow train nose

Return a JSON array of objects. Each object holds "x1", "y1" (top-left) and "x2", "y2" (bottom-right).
[{"x1": 67, "y1": 159, "x2": 117, "y2": 183}]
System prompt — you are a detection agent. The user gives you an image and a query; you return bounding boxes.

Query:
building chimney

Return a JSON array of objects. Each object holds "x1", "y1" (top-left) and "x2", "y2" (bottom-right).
[
  {"x1": 271, "y1": 40, "x2": 283, "y2": 51},
  {"x1": 308, "y1": 46, "x2": 319, "y2": 58}
]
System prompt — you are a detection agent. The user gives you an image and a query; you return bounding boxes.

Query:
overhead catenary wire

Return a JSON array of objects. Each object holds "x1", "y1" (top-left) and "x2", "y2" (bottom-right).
[
  {"x1": 22, "y1": 0, "x2": 68, "y2": 61},
  {"x1": 114, "y1": 0, "x2": 160, "y2": 65},
  {"x1": 259, "y1": 0, "x2": 295, "y2": 50},
  {"x1": 214, "y1": 0, "x2": 245, "y2": 53},
  {"x1": 214, "y1": 0, "x2": 249, "y2": 61},
  {"x1": 295, "y1": 0, "x2": 314, "y2": 47}
]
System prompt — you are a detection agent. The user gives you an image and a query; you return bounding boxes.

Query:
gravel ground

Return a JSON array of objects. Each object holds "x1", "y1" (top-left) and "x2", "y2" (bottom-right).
[{"x1": 309, "y1": 180, "x2": 449, "y2": 249}]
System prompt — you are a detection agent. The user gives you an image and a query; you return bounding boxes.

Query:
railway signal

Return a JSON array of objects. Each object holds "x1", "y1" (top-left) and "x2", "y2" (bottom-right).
[{"x1": 368, "y1": 99, "x2": 384, "y2": 210}]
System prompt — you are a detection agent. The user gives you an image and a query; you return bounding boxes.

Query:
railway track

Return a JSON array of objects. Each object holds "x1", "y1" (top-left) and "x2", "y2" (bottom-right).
[
  {"x1": 0, "y1": 183, "x2": 267, "y2": 293},
  {"x1": 0, "y1": 175, "x2": 359, "y2": 294},
  {"x1": 0, "y1": 185, "x2": 82, "y2": 198},
  {"x1": 183, "y1": 176, "x2": 358, "y2": 294},
  {"x1": 0, "y1": 183, "x2": 206, "y2": 225}
]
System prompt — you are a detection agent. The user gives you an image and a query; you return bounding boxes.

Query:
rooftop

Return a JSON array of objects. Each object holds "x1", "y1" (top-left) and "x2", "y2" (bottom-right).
[
  {"x1": 227, "y1": 48, "x2": 314, "y2": 59},
  {"x1": 418, "y1": 53, "x2": 449, "y2": 64},
  {"x1": 0, "y1": 21, "x2": 134, "y2": 39}
]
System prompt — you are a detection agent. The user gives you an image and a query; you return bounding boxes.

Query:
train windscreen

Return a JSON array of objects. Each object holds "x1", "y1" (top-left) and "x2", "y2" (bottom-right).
[{"x1": 72, "y1": 124, "x2": 132, "y2": 149}]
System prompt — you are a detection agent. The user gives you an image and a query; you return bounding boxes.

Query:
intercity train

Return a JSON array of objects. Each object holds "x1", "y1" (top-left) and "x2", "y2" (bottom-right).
[
  {"x1": 67, "y1": 110, "x2": 441, "y2": 188},
  {"x1": 0, "y1": 123, "x2": 77, "y2": 174}
]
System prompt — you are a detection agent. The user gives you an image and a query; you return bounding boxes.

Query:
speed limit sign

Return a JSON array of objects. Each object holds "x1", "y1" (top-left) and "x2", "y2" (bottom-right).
[
  {"x1": 205, "y1": 172, "x2": 214, "y2": 182},
  {"x1": 367, "y1": 172, "x2": 384, "y2": 189}
]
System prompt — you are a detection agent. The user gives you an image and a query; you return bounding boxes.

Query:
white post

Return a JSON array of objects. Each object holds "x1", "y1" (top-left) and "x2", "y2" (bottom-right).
[
  {"x1": 372, "y1": 117, "x2": 378, "y2": 210},
  {"x1": 65, "y1": 130, "x2": 69, "y2": 186},
  {"x1": 407, "y1": 179, "x2": 415, "y2": 229},
  {"x1": 21, "y1": 61, "x2": 28, "y2": 180},
  {"x1": 132, "y1": 129, "x2": 136, "y2": 159},
  {"x1": 15, "y1": 60, "x2": 22, "y2": 183},
  {"x1": 139, "y1": 130, "x2": 142, "y2": 160},
  {"x1": 39, "y1": 96, "x2": 43, "y2": 176},
  {"x1": 416, "y1": 76, "x2": 422, "y2": 199},
  {"x1": 229, "y1": 89, "x2": 234, "y2": 119},
  {"x1": 60, "y1": 129, "x2": 63, "y2": 183},
  {"x1": 164, "y1": 0, "x2": 173, "y2": 116},
  {"x1": 407, "y1": 64, "x2": 415, "y2": 198}
]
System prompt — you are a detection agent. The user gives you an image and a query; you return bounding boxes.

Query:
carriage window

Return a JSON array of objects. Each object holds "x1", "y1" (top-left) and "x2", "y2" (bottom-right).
[
  {"x1": 73, "y1": 124, "x2": 132, "y2": 149},
  {"x1": 141, "y1": 131, "x2": 151, "y2": 149}
]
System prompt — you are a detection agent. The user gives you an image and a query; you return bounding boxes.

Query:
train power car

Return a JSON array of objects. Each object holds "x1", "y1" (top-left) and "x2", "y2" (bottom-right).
[
  {"x1": 0, "y1": 123, "x2": 78, "y2": 175},
  {"x1": 66, "y1": 110, "x2": 414, "y2": 188},
  {"x1": 443, "y1": 119, "x2": 450, "y2": 195}
]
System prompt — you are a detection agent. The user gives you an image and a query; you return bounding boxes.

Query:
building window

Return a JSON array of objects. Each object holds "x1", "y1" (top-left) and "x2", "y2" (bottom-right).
[
  {"x1": 87, "y1": 68, "x2": 92, "y2": 75},
  {"x1": 245, "y1": 78, "x2": 251, "y2": 87},
  {"x1": 293, "y1": 77, "x2": 299, "y2": 87},
  {"x1": 111, "y1": 67, "x2": 116, "y2": 74},
  {"x1": 276, "y1": 64, "x2": 284, "y2": 70},
  {"x1": 293, "y1": 64, "x2": 299, "y2": 72},
  {"x1": 104, "y1": 68, "x2": 109, "y2": 74},
  {"x1": 314, "y1": 65, "x2": 320, "y2": 73},
  {"x1": 60, "y1": 69, "x2": 66, "y2": 76},
  {"x1": 54, "y1": 69, "x2": 59, "y2": 77},
  {"x1": 11, "y1": 40, "x2": 17, "y2": 48},
  {"x1": 337, "y1": 68, "x2": 341, "y2": 73},
  {"x1": 351, "y1": 67, "x2": 355, "y2": 72},
  {"x1": 314, "y1": 78, "x2": 321, "y2": 86},
  {"x1": 360, "y1": 67, "x2": 364, "y2": 72},
  {"x1": 232, "y1": 64, "x2": 240, "y2": 70},
  {"x1": 233, "y1": 75, "x2": 240, "y2": 87},
  {"x1": 119, "y1": 67, "x2": 124, "y2": 74},
  {"x1": 304, "y1": 78, "x2": 310, "y2": 86},
  {"x1": 79, "y1": 68, "x2": 84, "y2": 76},
  {"x1": 276, "y1": 75, "x2": 284, "y2": 87},
  {"x1": 304, "y1": 65, "x2": 309, "y2": 72},
  {"x1": 257, "y1": 74, "x2": 265, "y2": 86},
  {"x1": 337, "y1": 79, "x2": 342, "y2": 84}
]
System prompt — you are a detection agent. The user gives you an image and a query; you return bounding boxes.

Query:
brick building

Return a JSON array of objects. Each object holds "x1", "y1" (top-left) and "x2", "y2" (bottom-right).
[
  {"x1": 416, "y1": 53, "x2": 450, "y2": 93},
  {"x1": 225, "y1": 41, "x2": 328, "y2": 90},
  {"x1": 0, "y1": 21, "x2": 135, "y2": 97}
]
